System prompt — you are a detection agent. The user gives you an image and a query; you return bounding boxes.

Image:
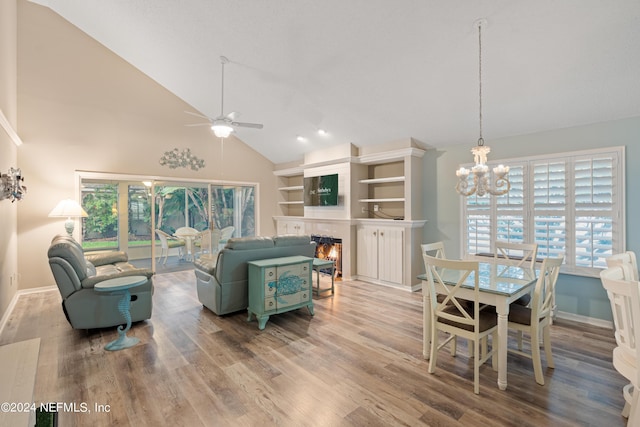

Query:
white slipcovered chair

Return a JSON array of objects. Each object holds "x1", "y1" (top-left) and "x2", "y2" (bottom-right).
[
  {"x1": 155, "y1": 229, "x2": 185, "y2": 265},
  {"x1": 600, "y1": 264, "x2": 640, "y2": 425}
]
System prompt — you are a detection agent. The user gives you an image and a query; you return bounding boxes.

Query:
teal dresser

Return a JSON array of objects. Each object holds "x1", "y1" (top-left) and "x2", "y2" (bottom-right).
[{"x1": 247, "y1": 255, "x2": 314, "y2": 330}]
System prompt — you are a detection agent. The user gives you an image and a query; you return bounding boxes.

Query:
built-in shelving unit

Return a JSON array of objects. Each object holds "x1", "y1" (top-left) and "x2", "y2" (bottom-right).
[
  {"x1": 358, "y1": 176, "x2": 405, "y2": 184},
  {"x1": 275, "y1": 166, "x2": 304, "y2": 217},
  {"x1": 272, "y1": 141, "x2": 427, "y2": 291}
]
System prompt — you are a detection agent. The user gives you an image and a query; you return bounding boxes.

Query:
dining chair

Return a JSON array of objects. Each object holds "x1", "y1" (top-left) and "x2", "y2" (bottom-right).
[
  {"x1": 507, "y1": 255, "x2": 563, "y2": 385},
  {"x1": 421, "y1": 241, "x2": 473, "y2": 356},
  {"x1": 196, "y1": 229, "x2": 221, "y2": 260},
  {"x1": 494, "y1": 241, "x2": 539, "y2": 269},
  {"x1": 495, "y1": 241, "x2": 539, "y2": 308},
  {"x1": 606, "y1": 251, "x2": 639, "y2": 281},
  {"x1": 219, "y1": 226, "x2": 235, "y2": 249},
  {"x1": 600, "y1": 264, "x2": 640, "y2": 425},
  {"x1": 421, "y1": 241, "x2": 446, "y2": 259},
  {"x1": 155, "y1": 229, "x2": 185, "y2": 265},
  {"x1": 423, "y1": 254, "x2": 498, "y2": 394}
]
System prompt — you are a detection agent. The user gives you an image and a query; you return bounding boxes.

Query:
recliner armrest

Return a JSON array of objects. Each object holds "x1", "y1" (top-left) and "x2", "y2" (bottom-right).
[
  {"x1": 85, "y1": 251, "x2": 129, "y2": 266},
  {"x1": 81, "y1": 268, "x2": 154, "y2": 289}
]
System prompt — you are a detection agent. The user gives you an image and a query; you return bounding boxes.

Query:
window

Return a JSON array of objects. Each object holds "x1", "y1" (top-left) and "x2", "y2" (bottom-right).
[
  {"x1": 81, "y1": 181, "x2": 119, "y2": 251},
  {"x1": 461, "y1": 147, "x2": 624, "y2": 276},
  {"x1": 211, "y1": 184, "x2": 256, "y2": 237}
]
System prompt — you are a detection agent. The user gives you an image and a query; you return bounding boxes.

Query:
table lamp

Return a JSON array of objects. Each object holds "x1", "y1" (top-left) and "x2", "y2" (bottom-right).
[{"x1": 49, "y1": 199, "x2": 88, "y2": 236}]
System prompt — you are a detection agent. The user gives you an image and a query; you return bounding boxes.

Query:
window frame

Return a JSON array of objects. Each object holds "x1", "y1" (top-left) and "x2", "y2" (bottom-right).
[{"x1": 459, "y1": 146, "x2": 625, "y2": 277}]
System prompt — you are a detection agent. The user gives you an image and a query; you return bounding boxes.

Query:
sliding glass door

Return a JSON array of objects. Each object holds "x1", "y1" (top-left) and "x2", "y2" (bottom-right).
[{"x1": 79, "y1": 174, "x2": 257, "y2": 271}]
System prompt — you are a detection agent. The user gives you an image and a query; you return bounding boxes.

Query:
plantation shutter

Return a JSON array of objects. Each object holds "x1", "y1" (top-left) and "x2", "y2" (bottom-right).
[
  {"x1": 459, "y1": 147, "x2": 623, "y2": 276},
  {"x1": 532, "y1": 161, "x2": 567, "y2": 259},
  {"x1": 573, "y1": 153, "x2": 617, "y2": 269},
  {"x1": 495, "y1": 164, "x2": 526, "y2": 243}
]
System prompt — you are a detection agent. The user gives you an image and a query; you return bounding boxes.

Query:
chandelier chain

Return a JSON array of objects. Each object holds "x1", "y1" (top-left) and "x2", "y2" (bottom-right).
[{"x1": 478, "y1": 22, "x2": 484, "y2": 146}]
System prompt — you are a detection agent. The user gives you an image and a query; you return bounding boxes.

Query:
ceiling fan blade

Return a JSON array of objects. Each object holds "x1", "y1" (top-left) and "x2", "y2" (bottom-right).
[
  {"x1": 184, "y1": 110, "x2": 211, "y2": 120},
  {"x1": 232, "y1": 121, "x2": 263, "y2": 129},
  {"x1": 225, "y1": 111, "x2": 239, "y2": 121}
]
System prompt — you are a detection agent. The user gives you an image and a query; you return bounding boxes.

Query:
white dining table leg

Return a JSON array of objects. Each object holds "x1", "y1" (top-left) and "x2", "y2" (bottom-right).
[
  {"x1": 495, "y1": 301, "x2": 509, "y2": 390},
  {"x1": 423, "y1": 291, "x2": 432, "y2": 359}
]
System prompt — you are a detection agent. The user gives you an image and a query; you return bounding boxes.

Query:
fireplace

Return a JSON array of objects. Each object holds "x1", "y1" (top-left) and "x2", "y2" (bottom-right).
[{"x1": 311, "y1": 235, "x2": 342, "y2": 278}]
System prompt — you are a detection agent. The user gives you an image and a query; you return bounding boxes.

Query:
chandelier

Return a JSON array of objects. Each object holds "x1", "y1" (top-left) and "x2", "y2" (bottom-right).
[{"x1": 456, "y1": 19, "x2": 510, "y2": 197}]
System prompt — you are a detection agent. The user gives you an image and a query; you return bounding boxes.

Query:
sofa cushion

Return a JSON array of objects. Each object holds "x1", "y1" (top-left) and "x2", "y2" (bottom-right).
[
  {"x1": 224, "y1": 236, "x2": 274, "y2": 250},
  {"x1": 85, "y1": 251, "x2": 129, "y2": 266},
  {"x1": 194, "y1": 257, "x2": 218, "y2": 275},
  {"x1": 273, "y1": 235, "x2": 312, "y2": 247}
]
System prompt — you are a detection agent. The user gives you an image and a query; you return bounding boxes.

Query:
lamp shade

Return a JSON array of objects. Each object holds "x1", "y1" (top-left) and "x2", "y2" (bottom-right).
[{"x1": 48, "y1": 199, "x2": 88, "y2": 218}]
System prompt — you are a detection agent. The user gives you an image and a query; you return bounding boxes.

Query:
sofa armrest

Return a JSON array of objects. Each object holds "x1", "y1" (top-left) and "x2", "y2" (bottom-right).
[
  {"x1": 81, "y1": 268, "x2": 154, "y2": 289},
  {"x1": 85, "y1": 251, "x2": 129, "y2": 266}
]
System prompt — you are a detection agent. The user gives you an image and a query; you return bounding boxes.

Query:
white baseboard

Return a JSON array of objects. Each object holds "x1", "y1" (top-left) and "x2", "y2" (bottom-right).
[
  {"x1": 0, "y1": 286, "x2": 57, "y2": 337},
  {"x1": 556, "y1": 310, "x2": 613, "y2": 330}
]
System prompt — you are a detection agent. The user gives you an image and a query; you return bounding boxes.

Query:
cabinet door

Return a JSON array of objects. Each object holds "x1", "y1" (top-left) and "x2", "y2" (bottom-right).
[
  {"x1": 378, "y1": 227, "x2": 404, "y2": 284},
  {"x1": 357, "y1": 226, "x2": 378, "y2": 279}
]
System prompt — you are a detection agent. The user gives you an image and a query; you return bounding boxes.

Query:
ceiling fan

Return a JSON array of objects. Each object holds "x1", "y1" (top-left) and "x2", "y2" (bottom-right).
[{"x1": 185, "y1": 56, "x2": 263, "y2": 138}]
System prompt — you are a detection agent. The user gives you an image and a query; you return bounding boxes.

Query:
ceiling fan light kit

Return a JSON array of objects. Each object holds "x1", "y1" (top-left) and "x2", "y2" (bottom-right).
[{"x1": 211, "y1": 120, "x2": 234, "y2": 138}]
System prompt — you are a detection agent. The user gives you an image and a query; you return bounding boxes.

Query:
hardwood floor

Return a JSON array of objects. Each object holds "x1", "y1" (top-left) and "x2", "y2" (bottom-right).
[{"x1": 0, "y1": 271, "x2": 628, "y2": 426}]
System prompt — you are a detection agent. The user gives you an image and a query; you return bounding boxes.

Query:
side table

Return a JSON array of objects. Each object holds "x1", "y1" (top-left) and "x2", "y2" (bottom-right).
[
  {"x1": 312, "y1": 258, "x2": 335, "y2": 295},
  {"x1": 94, "y1": 275, "x2": 148, "y2": 351}
]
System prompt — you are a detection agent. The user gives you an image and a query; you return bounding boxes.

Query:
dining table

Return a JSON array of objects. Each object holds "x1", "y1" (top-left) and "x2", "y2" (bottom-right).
[
  {"x1": 174, "y1": 227, "x2": 200, "y2": 261},
  {"x1": 418, "y1": 258, "x2": 538, "y2": 391}
]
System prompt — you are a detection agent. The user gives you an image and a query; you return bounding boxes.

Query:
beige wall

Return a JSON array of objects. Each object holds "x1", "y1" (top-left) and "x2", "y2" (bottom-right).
[
  {"x1": 0, "y1": 0, "x2": 19, "y2": 323},
  {"x1": 16, "y1": 1, "x2": 278, "y2": 291}
]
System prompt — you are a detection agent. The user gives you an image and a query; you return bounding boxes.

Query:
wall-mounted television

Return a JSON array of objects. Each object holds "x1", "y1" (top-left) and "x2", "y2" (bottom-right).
[{"x1": 304, "y1": 174, "x2": 339, "y2": 206}]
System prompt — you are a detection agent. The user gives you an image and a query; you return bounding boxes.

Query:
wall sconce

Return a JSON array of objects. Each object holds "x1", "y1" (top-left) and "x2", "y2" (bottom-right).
[
  {"x1": 48, "y1": 199, "x2": 88, "y2": 236},
  {"x1": 0, "y1": 167, "x2": 27, "y2": 202}
]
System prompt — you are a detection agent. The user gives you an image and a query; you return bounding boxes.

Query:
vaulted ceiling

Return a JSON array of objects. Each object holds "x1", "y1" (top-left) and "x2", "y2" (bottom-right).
[{"x1": 28, "y1": 0, "x2": 640, "y2": 164}]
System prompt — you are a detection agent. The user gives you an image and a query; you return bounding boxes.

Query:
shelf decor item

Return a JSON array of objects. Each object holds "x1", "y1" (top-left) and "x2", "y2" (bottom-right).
[{"x1": 455, "y1": 19, "x2": 510, "y2": 197}]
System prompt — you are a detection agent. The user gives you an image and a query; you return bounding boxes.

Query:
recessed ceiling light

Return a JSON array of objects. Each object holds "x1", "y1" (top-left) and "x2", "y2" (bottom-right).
[
  {"x1": 296, "y1": 135, "x2": 307, "y2": 142},
  {"x1": 317, "y1": 129, "x2": 327, "y2": 136}
]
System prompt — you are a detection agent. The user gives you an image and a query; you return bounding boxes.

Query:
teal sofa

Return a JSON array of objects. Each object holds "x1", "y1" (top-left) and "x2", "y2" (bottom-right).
[{"x1": 194, "y1": 235, "x2": 316, "y2": 315}]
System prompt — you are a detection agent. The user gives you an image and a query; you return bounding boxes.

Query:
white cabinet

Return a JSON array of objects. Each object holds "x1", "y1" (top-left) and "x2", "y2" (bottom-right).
[
  {"x1": 356, "y1": 224, "x2": 404, "y2": 285},
  {"x1": 276, "y1": 219, "x2": 305, "y2": 235}
]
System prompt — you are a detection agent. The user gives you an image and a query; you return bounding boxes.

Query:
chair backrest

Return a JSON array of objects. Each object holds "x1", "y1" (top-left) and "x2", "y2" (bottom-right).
[
  {"x1": 198, "y1": 229, "x2": 212, "y2": 254},
  {"x1": 421, "y1": 241, "x2": 446, "y2": 259},
  {"x1": 423, "y1": 254, "x2": 480, "y2": 328},
  {"x1": 494, "y1": 241, "x2": 538, "y2": 269},
  {"x1": 600, "y1": 265, "x2": 640, "y2": 363},
  {"x1": 219, "y1": 226, "x2": 235, "y2": 244},
  {"x1": 606, "y1": 251, "x2": 639, "y2": 281},
  {"x1": 155, "y1": 229, "x2": 170, "y2": 249},
  {"x1": 531, "y1": 255, "x2": 564, "y2": 321}
]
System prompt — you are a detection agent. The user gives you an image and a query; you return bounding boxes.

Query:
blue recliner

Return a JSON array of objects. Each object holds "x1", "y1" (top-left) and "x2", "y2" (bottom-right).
[{"x1": 48, "y1": 235, "x2": 154, "y2": 329}]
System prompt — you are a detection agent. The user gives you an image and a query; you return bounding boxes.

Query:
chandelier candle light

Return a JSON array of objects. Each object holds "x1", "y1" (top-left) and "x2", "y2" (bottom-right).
[{"x1": 456, "y1": 19, "x2": 510, "y2": 197}]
